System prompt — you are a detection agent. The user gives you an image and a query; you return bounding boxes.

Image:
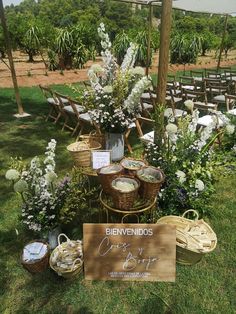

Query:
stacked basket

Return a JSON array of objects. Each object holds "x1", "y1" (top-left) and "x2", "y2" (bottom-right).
[{"x1": 98, "y1": 158, "x2": 164, "y2": 211}]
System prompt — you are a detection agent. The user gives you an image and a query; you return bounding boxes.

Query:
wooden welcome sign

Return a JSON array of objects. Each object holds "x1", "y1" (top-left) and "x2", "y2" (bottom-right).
[{"x1": 83, "y1": 224, "x2": 176, "y2": 282}]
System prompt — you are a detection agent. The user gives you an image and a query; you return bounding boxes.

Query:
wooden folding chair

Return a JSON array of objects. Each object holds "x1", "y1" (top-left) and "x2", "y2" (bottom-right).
[{"x1": 39, "y1": 85, "x2": 66, "y2": 123}]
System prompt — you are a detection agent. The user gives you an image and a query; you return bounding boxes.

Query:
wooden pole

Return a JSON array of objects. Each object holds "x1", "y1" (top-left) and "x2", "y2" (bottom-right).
[
  {"x1": 156, "y1": 0, "x2": 172, "y2": 104},
  {"x1": 146, "y1": 3, "x2": 153, "y2": 76},
  {"x1": 0, "y1": 0, "x2": 24, "y2": 115},
  {"x1": 217, "y1": 14, "x2": 229, "y2": 70}
]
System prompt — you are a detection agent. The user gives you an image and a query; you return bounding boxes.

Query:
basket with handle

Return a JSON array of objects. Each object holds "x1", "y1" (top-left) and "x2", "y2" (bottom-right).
[
  {"x1": 49, "y1": 233, "x2": 83, "y2": 279},
  {"x1": 97, "y1": 164, "x2": 124, "y2": 194},
  {"x1": 79, "y1": 131, "x2": 105, "y2": 149},
  {"x1": 110, "y1": 176, "x2": 140, "y2": 210},
  {"x1": 21, "y1": 240, "x2": 50, "y2": 273},
  {"x1": 67, "y1": 140, "x2": 101, "y2": 167},
  {"x1": 120, "y1": 158, "x2": 147, "y2": 177},
  {"x1": 156, "y1": 210, "x2": 217, "y2": 265},
  {"x1": 136, "y1": 166, "x2": 165, "y2": 200}
]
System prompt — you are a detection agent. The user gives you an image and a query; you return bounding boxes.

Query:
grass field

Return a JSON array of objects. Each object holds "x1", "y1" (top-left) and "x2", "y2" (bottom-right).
[{"x1": 0, "y1": 85, "x2": 236, "y2": 314}]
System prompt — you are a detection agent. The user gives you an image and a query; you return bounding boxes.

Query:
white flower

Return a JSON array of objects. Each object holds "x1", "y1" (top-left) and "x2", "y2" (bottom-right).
[
  {"x1": 195, "y1": 179, "x2": 205, "y2": 191},
  {"x1": 103, "y1": 85, "x2": 113, "y2": 94},
  {"x1": 184, "y1": 100, "x2": 194, "y2": 111},
  {"x1": 166, "y1": 123, "x2": 178, "y2": 134},
  {"x1": 45, "y1": 172, "x2": 57, "y2": 183},
  {"x1": 121, "y1": 43, "x2": 138, "y2": 72},
  {"x1": 175, "y1": 170, "x2": 186, "y2": 183},
  {"x1": 14, "y1": 180, "x2": 28, "y2": 193},
  {"x1": 225, "y1": 124, "x2": 235, "y2": 135},
  {"x1": 90, "y1": 64, "x2": 104, "y2": 74},
  {"x1": 5, "y1": 169, "x2": 20, "y2": 181},
  {"x1": 130, "y1": 66, "x2": 145, "y2": 76}
]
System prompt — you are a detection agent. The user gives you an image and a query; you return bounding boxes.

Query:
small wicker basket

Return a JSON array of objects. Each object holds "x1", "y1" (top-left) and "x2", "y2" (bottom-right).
[
  {"x1": 110, "y1": 176, "x2": 140, "y2": 210},
  {"x1": 97, "y1": 164, "x2": 124, "y2": 194},
  {"x1": 120, "y1": 158, "x2": 147, "y2": 177},
  {"x1": 156, "y1": 210, "x2": 217, "y2": 265},
  {"x1": 67, "y1": 140, "x2": 101, "y2": 167},
  {"x1": 49, "y1": 234, "x2": 83, "y2": 279},
  {"x1": 21, "y1": 240, "x2": 50, "y2": 273},
  {"x1": 136, "y1": 166, "x2": 165, "y2": 200}
]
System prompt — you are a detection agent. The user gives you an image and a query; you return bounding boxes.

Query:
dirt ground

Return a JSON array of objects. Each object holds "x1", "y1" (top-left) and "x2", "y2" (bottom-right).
[{"x1": 1, "y1": 50, "x2": 236, "y2": 88}]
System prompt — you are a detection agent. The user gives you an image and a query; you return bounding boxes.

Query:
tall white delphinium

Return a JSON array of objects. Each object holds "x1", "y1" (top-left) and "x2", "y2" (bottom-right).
[{"x1": 121, "y1": 43, "x2": 138, "y2": 73}]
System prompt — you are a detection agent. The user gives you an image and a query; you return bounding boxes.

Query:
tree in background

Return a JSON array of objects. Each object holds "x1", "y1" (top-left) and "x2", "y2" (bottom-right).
[
  {"x1": 0, "y1": 26, "x2": 6, "y2": 58},
  {"x1": 199, "y1": 32, "x2": 220, "y2": 56},
  {"x1": 170, "y1": 33, "x2": 201, "y2": 70}
]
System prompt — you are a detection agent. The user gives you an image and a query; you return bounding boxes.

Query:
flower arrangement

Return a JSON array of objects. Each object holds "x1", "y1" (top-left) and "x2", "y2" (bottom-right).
[
  {"x1": 145, "y1": 106, "x2": 233, "y2": 215},
  {"x1": 5, "y1": 140, "x2": 71, "y2": 233},
  {"x1": 84, "y1": 23, "x2": 152, "y2": 133}
]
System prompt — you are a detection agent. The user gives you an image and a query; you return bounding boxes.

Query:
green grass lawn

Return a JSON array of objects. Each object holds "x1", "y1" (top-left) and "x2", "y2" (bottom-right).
[{"x1": 0, "y1": 85, "x2": 236, "y2": 314}]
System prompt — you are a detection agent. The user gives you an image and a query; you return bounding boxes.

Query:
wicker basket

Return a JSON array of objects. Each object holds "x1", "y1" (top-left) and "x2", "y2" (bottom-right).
[
  {"x1": 156, "y1": 210, "x2": 217, "y2": 265},
  {"x1": 120, "y1": 158, "x2": 147, "y2": 177},
  {"x1": 49, "y1": 234, "x2": 83, "y2": 279},
  {"x1": 21, "y1": 240, "x2": 50, "y2": 273},
  {"x1": 67, "y1": 140, "x2": 101, "y2": 167},
  {"x1": 136, "y1": 166, "x2": 165, "y2": 200},
  {"x1": 97, "y1": 164, "x2": 124, "y2": 194},
  {"x1": 111, "y1": 176, "x2": 140, "y2": 210},
  {"x1": 79, "y1": 131, "x2": 105, "y2": 149}
]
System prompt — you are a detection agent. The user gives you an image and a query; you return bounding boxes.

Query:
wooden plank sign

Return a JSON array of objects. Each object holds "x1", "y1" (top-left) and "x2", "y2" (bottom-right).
[{"x1": 83, "y1": 224, "x2": 176, "y2": 282}]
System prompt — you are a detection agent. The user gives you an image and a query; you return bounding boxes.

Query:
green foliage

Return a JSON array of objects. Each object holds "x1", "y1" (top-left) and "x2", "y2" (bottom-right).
[
  {"x1": 60, "y1": 168, "x2": 99, "y2": 225},
  {"x1": 113, "y1": 31, "x2": 131, "y2": 65},
  {"x1": 170, "y1": 32, "x2": 201, "y2": 65},
  {"x1": 199, "y1": 32, "x2": 220, "y2": 56}
]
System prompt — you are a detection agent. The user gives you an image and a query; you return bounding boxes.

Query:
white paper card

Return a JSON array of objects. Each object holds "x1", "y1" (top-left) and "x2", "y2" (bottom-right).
[{"x1": 92, "y1": 151, "x2": 111, "y2": 170}]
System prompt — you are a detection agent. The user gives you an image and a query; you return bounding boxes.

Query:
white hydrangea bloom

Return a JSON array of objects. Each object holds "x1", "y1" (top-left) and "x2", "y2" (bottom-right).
[
  {"x1": 195, "y1": 179, "x2": 205, "y2": 191},
  {"x1": 184, "y1": 100, "x2": 194, "y2": 111},
  {"x1": 103, "y1": 85, "x2": 113, "y2": 94},
  {"x1": 225, "y1": 124, "x2": 235, "y2": 135},
  {"x1": 130, "y1": 66, "x2": 145, "y2": 77},
  {"x1": 175, "y1": 170, "x2": 186, "y2": 183},
  {"x1": 14, "y1": 180, "x2": 28, "y2": 193},
  {"x1": 5, "y1": 169, "x2": 20, "y2": 181},
  {"x1": 166, "y1": 123, "x2": 178, "y2": 134}
]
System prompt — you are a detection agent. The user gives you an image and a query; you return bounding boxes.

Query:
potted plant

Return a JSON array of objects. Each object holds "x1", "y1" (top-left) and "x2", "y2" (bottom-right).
[{"x1": 5, "y1": 139, "x2": 71, "y2": 248}]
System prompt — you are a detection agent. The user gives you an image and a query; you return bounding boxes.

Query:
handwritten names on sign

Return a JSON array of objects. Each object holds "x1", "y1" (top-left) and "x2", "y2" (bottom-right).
[
  {"x1": 83, "y1": 224, "x2": 176, "y2": 282},
  {"x1": 91, "y1": 151, "x2": 111, "y2": 170}
]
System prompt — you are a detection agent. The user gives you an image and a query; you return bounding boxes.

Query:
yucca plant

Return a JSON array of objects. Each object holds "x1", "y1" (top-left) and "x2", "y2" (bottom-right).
[
  {"x1": 113, "y1": 31, "x2": 131, "y2": 65},
  {"x1": 55, "y1": 28, "x2": 74, "y2": 69},
  {"x1": 170, "y1": 32, "x2": 201, "y2": 72}
]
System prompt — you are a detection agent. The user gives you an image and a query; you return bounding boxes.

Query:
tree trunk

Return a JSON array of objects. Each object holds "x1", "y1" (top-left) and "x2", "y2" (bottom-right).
[{"x1": 28, "y1": 51, "x2": 34, "y2": 62}]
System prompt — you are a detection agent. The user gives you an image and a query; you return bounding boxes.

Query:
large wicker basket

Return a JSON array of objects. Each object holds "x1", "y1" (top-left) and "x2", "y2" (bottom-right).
[
  {"x1": 136, "y1": 166, "x2": 165, "y2": 200},
  {"x1": 97, "y1": 164, "x2": 124, "y2": 194},
  {"x1": 79, "y1": 131, "x2": 105, "y2": 149},
  {"x1": 21, "y1": 240, "x2": 50, "y2": 273},
  {"x1": 49, "y1": 234, "x2": 83, "y2": 279},
  {"x1": 120, "y1": 158, "x2": 147, "y2": 177},
  {"x1": 67, "y1": 140, "x2": 101, "y2": 167},
  {"x1": 156, "y1": 210, "x2": 217, "y2": 265},
  {"x1": 110, "y1": 176, "x2": 140, "y2": 210}
]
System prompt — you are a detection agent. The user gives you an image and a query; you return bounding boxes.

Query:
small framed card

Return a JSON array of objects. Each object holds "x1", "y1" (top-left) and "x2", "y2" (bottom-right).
[{"x1": 91, "y1": 150, "x2": 111, "y2": 170}]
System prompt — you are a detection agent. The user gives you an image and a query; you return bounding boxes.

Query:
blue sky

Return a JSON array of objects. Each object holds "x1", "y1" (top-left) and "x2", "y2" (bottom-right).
[{"x1": 3, "y1": 0, "x2": 22, "y2": 6}]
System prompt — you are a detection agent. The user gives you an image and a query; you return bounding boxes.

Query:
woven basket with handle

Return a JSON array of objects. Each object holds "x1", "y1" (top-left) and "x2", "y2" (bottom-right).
[
  {"x1": 49, "y1": 233, "x2": 83, "y2": 279},
  {"x1": 97, "y1": 164, "x2": 124, "y2": 194},
  {"x1": 110, "y1": 176, "x2": 140, "y2": 210},
  {"x1": 67, "y1": 140, "x2": 101, "y2": 167},
  {"x1": 21, "y1": 240, "x2": 50, "y2": 273},
  {"x1": 136, "y1": 166, "x2": 165, "y2": 200},
  {"x1": 79, "y1": 131, "x2": 105, "y2": 149},
  {"x1": 156, "y1": 210, "x2": 217, "y2": 265}
]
